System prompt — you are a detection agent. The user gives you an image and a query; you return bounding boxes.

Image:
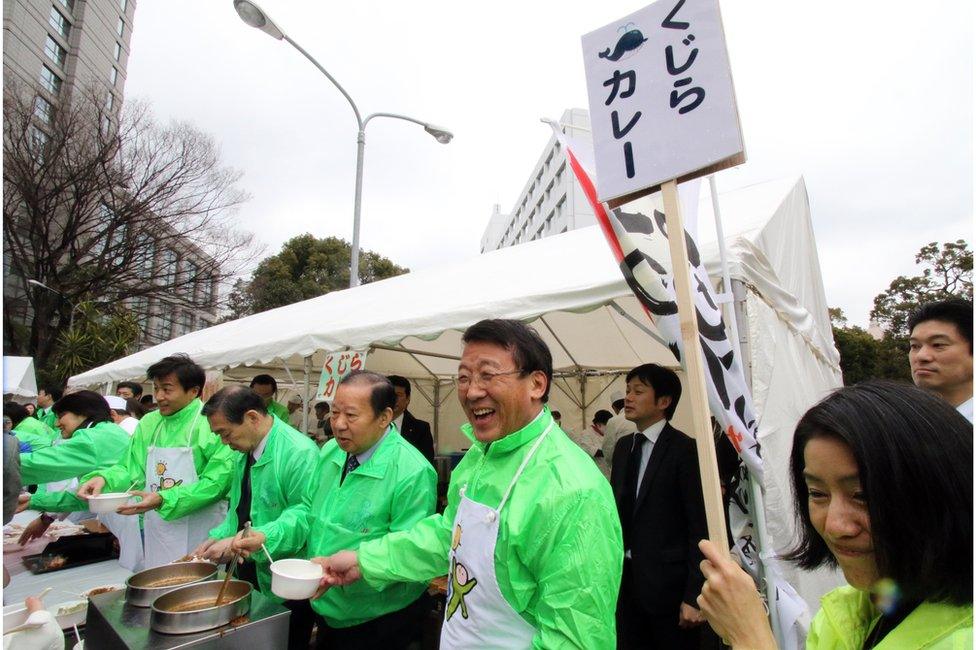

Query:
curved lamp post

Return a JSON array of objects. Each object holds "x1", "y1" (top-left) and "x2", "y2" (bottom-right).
[
  {"x1": 233, "y1": 0, "x2": 453, "y2": 287},
  {"x1": 27, "y1": 279, "x2": 83, "y2": 330}
]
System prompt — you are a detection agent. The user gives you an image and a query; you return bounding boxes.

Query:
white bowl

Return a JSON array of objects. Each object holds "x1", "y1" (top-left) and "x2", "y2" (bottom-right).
[
  {"x1": 55, "y1": 599, "x2": 87, "y2": 629},
  {"x1": 86, "y1": 492, "x2": 132, "y2": 513},
  {"x1": 270, "y1": 559, "x2": 323, "y2": 600},
  {"x1": 85, "y1": 583, "x2": 124, "y2": 598}
]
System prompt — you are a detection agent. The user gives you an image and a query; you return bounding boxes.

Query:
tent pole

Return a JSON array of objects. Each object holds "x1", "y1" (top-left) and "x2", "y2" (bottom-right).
[
  {"x1": 432, "y1": 381, "x2": 440, "y2": 455},
  {"x1": 607, "y1": 301, "x2": 669, "y2": 348},
  {"x1": 302, "y1": 356, "x2": 312, "y2": 434},
  {"x1": 579, "y1": 369, "x2": 586, "y2": 433}
]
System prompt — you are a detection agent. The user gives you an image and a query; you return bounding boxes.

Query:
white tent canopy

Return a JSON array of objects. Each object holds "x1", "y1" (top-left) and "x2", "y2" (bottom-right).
[
  {"x1": 3, "y1": 356, "x2": 38, "y2": 400},
  {"x1": 71, "y1": 176, "x2": 844, "y2": 610}
]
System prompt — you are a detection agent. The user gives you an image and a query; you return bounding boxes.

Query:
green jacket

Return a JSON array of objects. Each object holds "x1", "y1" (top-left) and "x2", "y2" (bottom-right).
[
  {"x1": 34, "y1": 408, "x2": 57, "y2": 429},
  {"x1": 13, "y1": 418, "x2": 57, "y2": 451},
  {"x1": 208, "y1": 416, "x2": 318, "y2": 599},
  {"x1": 306, "y1": 426, "x2": 436, "y2": 627},
  {"x1": 267, "y1": 401, "x2": 289, "y2": 422},
  {"x1": 808, "y1": 586, "x2": 973, "y2": 649},
  {"x1": 24, "y1": 421, "x2": 131, "y2": 512},
  {"x1": 83, "y1": 399, "x2": 238, "y2": 521},
  {"x1": 358, "y1": 408, "x2": 623, "y2": 649}
]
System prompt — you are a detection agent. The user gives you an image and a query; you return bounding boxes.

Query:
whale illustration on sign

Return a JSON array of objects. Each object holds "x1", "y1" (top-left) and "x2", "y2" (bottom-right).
[{"x1": 599, "y1": 25, "x2": 648, "y2": 62}]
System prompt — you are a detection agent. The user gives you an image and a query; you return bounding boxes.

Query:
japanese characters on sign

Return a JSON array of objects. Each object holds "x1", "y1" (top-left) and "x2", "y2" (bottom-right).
[
  {"x1": 582, "y1": 0, "x2": 744, "y2": 202},
  {"x1": 316, "y1": 349, "x2": 367, "y2": 402}
]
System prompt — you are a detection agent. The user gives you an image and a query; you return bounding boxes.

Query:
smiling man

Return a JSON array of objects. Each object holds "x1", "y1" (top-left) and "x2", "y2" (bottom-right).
[
  {"x1": 306, "y1": 371, "x2": 436, "y2": 650},
  {"x1": 316, "y1": 319, "x2": 623, "y2": 649},
  {"x1": 76, "y1": 354, "x2": 237, "y2": 568},
  {"x1": 908, "y1": 299, "x2": 974, "y2": 422},
  {"x1": 194, "y1": 386, "x2": 319, "y2": 650}
]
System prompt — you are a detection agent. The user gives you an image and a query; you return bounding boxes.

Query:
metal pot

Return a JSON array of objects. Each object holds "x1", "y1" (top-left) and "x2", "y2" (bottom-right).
[
  {"x1": 125, "y1": 561, "x2": 218, "y2": 607},
  {"x1": 149, "y1": 579, "x2": 251, "y2": 634}
]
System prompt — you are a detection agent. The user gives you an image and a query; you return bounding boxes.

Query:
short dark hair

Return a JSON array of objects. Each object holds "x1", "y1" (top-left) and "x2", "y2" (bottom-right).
[
  {"x1": 612, "y1": 398, "x2": 625, "y2": 411},
  {"x1": 202, "y1": 386, "x2": 267, "y2": 424},
  {"x1": 117, "y1": 381, "x2": 143, "y2": 397},
  {"x1": 338, "y1": 370, "x2": 395, "y2": 416},
  {"x1": 146, "y1": 354, "x2": 206, "y2": 394},
  {"x1": 39, "y1": 385, "x2": 64, "y2": 402},
  {"x1": 52, "y1": 390, "x2": 112, "y2": 424},
  {"x1": 593, "y1": 409, "x2": 613, "y2": 425},
  {"x1": 908, "y1": 298, "x2": 973, "y2": 353},
  {"x1": 125, "y1": 398, "x2": 146, "y2": 419},
  {"x1": 625, "y1": 364, "x2": 682, "y2": 420},
  {"x1": 249, "y1": 374, "x2": 278, "y2": 393},
  {"x1": 784, "y1": 380, "x2": 972, "y2": 605},
  {"x1": 4, "y1": 402, "x2": 29, "y2": 427},
  {"x1": 551, "y1": 410, "x2": 562, "y2": 419},
  {"x1": 387, "y1": 375, "x2": 411, "y2": 397},
  {"x1": 461, "y1": 319, "x2": 553, "y2": 402},
  {"x1": 140, "y1": 395, "x2": 155, "y2": 406},
  {"x1": 314, "y1": 402, "x2": 330, "y2": 414}
]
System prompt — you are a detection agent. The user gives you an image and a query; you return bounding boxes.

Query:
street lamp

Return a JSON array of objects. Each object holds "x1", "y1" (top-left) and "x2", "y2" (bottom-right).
[
  {"x1": 233, "y1": 0, "x2": 453, "y2": 288},
  {"x1": 27, "y1": 279, "x2": 83, "y2": 330}
]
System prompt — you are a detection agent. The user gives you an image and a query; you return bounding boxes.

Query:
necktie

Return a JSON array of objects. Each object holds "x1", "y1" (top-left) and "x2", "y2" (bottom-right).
[
  {"x1": 341, "y1": 454, "x2": 359, "y2": 484},
  {"x1": 235, "y1": 452, "x2": 259, "y2": 588},
  {"x1": 621, "y1": 436, "x2": 646, "y2": 552}
]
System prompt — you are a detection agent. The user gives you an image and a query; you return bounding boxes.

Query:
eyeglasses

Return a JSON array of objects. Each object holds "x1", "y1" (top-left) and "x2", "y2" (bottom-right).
[{"x1": 454, "y1": 369, "x2": 522, "y2": 390}]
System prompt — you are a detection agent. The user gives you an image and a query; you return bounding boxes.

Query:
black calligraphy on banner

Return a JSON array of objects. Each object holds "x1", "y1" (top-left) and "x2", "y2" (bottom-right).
[{"x1": 598, "y1": 25, "x2": 649, "y2": 179}]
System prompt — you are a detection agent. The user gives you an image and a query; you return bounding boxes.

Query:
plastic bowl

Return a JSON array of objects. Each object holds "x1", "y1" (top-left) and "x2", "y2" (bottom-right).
[
  {"x1": 86, "y1": 492, "x2": 133, "y2": 513},
  {"x1": 55, "y1": 599, "x2": 88, "y2": 629},
  {"x1": 270, "y1": 559, "x2": 323, "y2": 600}
]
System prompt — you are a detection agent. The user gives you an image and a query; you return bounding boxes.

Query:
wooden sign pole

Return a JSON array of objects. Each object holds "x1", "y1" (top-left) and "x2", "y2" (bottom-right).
[{"x1": 661, "y1": 179, "x2": 730, "y2": 559}]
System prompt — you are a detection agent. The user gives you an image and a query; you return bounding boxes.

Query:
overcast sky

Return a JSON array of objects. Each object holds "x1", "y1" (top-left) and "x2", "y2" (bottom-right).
[{"x1": 125, "y1": 0, "x2": 972, "y2": 327}]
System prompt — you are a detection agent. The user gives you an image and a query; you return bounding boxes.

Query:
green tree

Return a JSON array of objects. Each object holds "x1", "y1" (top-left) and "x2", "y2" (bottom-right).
[
  {"x1": 47, "y1": 302, "x2": 140, "y2": 383},
  {"x1": 871, "y1": 240, "x2": 973, "y2": 336},
  {"x1": 228, "y1": 234, "x2": 408, "y2": 318}
]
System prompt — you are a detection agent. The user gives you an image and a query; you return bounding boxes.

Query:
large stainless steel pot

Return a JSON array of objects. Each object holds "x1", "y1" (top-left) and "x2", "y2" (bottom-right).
[
  {"x1": 149, "y1": 579, "x2": 252, "y2": 634},
  {"x1": 124, "y1": 561, "x2": 218, "y2": 607}
]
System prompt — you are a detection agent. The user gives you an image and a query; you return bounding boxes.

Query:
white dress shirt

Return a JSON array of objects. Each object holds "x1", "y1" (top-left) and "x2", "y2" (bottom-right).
[
  {"x1": 625, "y1": 418, "x2": 667, "y2": 559},
  {"x1": 252, "y1": 429, "x2": 270, "y2": 462},
  {"x1": 957, "y1": 397, "x2": 973, "y2": 424}
]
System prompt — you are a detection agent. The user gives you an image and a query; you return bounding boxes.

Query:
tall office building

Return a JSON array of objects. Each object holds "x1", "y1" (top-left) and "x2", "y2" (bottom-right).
[
  {"x1": 480, "y1": 108, "x2": 595, "y2": 253},
  {"x1": 3, "y1": 0, "x2": 220, "y2": 353}
]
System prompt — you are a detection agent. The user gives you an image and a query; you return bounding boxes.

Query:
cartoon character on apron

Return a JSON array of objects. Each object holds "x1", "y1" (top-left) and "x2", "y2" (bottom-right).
[
  {"x1": 440, "y1": 421, "x2": 553, "y2": 649},
  {"x1": 142, "y1": 407, "x2": 227, "y2": 568}
]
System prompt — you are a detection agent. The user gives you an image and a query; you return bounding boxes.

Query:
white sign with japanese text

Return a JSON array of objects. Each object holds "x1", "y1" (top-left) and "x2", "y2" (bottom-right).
[
  {"x1": 582, "y1": 0, "x2": 744, "y2": 201},
  {"x1": 316, "y1": 349, "x2": 367, "y2": 402}
]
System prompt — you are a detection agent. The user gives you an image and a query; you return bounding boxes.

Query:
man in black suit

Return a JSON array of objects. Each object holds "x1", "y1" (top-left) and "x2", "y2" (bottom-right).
[
  {"x1": 387, "y1": 375, "x2": 435, "y2": 465},
  {"x1": 611, "y1": 363, "x2": 708, "y2": 649}
]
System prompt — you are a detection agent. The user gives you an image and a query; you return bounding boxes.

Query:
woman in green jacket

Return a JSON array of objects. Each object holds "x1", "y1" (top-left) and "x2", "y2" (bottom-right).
[
  {"x1": 697, "y1": 381, "x2": 972, "y2": 649},
  {"x1": 17, "y1": 390, "x2": 130, "y2": 544}
]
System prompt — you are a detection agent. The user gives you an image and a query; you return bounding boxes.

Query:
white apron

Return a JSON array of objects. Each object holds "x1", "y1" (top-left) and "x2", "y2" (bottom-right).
[
  {"x1": 439, "y1": 421, "x2": 552, "y2": 650},
  {"x1": 142, "y1": 408, "x2": 227, "y2": 568}
]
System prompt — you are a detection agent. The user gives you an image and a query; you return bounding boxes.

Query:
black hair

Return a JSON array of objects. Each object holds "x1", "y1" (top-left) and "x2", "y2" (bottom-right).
[
  {"x1": 908, "y1": 298, "x2": 973, "y2": 353},
  {"x1": 461, "y1": 319, "x2": 553, "y2": 402},
  {"x1": 52, "y1": 390, "x2": 112, "y2": 424},
  {"x1": 387, "y1": 375, "x2": 411, "y2": 398},
  {"x1": 784, "y1": 380, "x2": 972, "y2": 605},
  {"x1": 625, "y1": 364, "x2": 682, "y2": 420},
  {"x1": 202, "y1": 386, "x2": 267, "y2": 425},
  {"x1": 146, "y1": 354, "x2": 205, "y2": 394},
  {"x1": 4, "y1": 402, "x2": 29, "y2": 427},
  {"x1": 551, "y1": 410, "x2": 562, "y2": 419},
  {"x1": 338, "y1": 370, "x2": 395, "y2": 416},
  {"x1": 140, "y1": 395, "x2": 155, "y2": 406},
  {"x1": 39, "y1": 385, "x2": 64, "y2": 402},
  {"x1": 125, "y1": 398, "x2": 146, "y2": 419},
  {"x1": 314, "y1": 402, "x2": 330, "y2": 414},
  {"x1": 249, "y1": 374, "x2": 278, "y2": 394},
  {"x1": 612, "y1": 398, "x2": 625, "y2": 411},
  {"x1": 117, "y1": 381, "x2": 144, "y2": 398},
  {"x1": 593, "y1": 409, "x2": 613, "y2": 426}
]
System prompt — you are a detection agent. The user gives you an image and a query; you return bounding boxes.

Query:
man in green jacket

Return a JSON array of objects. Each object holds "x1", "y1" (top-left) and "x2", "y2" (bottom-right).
[
  {"x1": 192, "y1": 385, "x2": 319, "y2": 650},
  {"x1": 317, "y1": 319, "x2": 624, "y2": 649},
  {"x1": 6, "y1": 402, "x2": 57, "y2": 452},
  {"x1": 77, "y1": 354, "x2": 237, "y2": 568},
  {"x1": 249, "y1": 374, "x2": 290, "y2": 421},
  {"x1": 306, "y1": 371, "x2": 437, "y2": 650},
  {"x1": 34, "y1": 385, "x2": 62, "y2": 429}
]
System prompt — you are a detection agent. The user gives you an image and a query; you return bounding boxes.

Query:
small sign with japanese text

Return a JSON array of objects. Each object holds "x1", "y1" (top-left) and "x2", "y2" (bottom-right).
[
  {"x1": 582, "y1": 0, "x2": 744, "y2": 201},
  {"x1": 316, "y1": 349, "x2": 367, "y2": 401}
]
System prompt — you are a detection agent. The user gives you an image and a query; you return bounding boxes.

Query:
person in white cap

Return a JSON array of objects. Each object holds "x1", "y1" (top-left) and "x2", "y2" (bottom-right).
[{"x1": 105, "y1": 395, "x2": 140, "y2": 435}]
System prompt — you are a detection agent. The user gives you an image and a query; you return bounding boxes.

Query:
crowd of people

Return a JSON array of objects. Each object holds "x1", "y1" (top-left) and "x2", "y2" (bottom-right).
[{"x1": 1, "y1": 298, "x2": 972, "y2": 649}]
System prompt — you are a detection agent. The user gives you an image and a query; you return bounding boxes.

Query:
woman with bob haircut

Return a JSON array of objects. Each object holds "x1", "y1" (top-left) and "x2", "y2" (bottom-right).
[
  {"x1": 17, "y1": 390, "x2": 130, "y2": 544},
  {"x1": 697, "y1": 380, "x2": 972, "y2": 648}
]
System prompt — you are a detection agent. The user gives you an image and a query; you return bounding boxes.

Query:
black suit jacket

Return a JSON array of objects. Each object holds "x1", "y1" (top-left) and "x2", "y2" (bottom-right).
[
  {"x1": 399, "y1": 410, "x2": 435, "y2": 465},
  {"x1": 610, "y1": 423, "x2": 708, "y2": 610}
]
